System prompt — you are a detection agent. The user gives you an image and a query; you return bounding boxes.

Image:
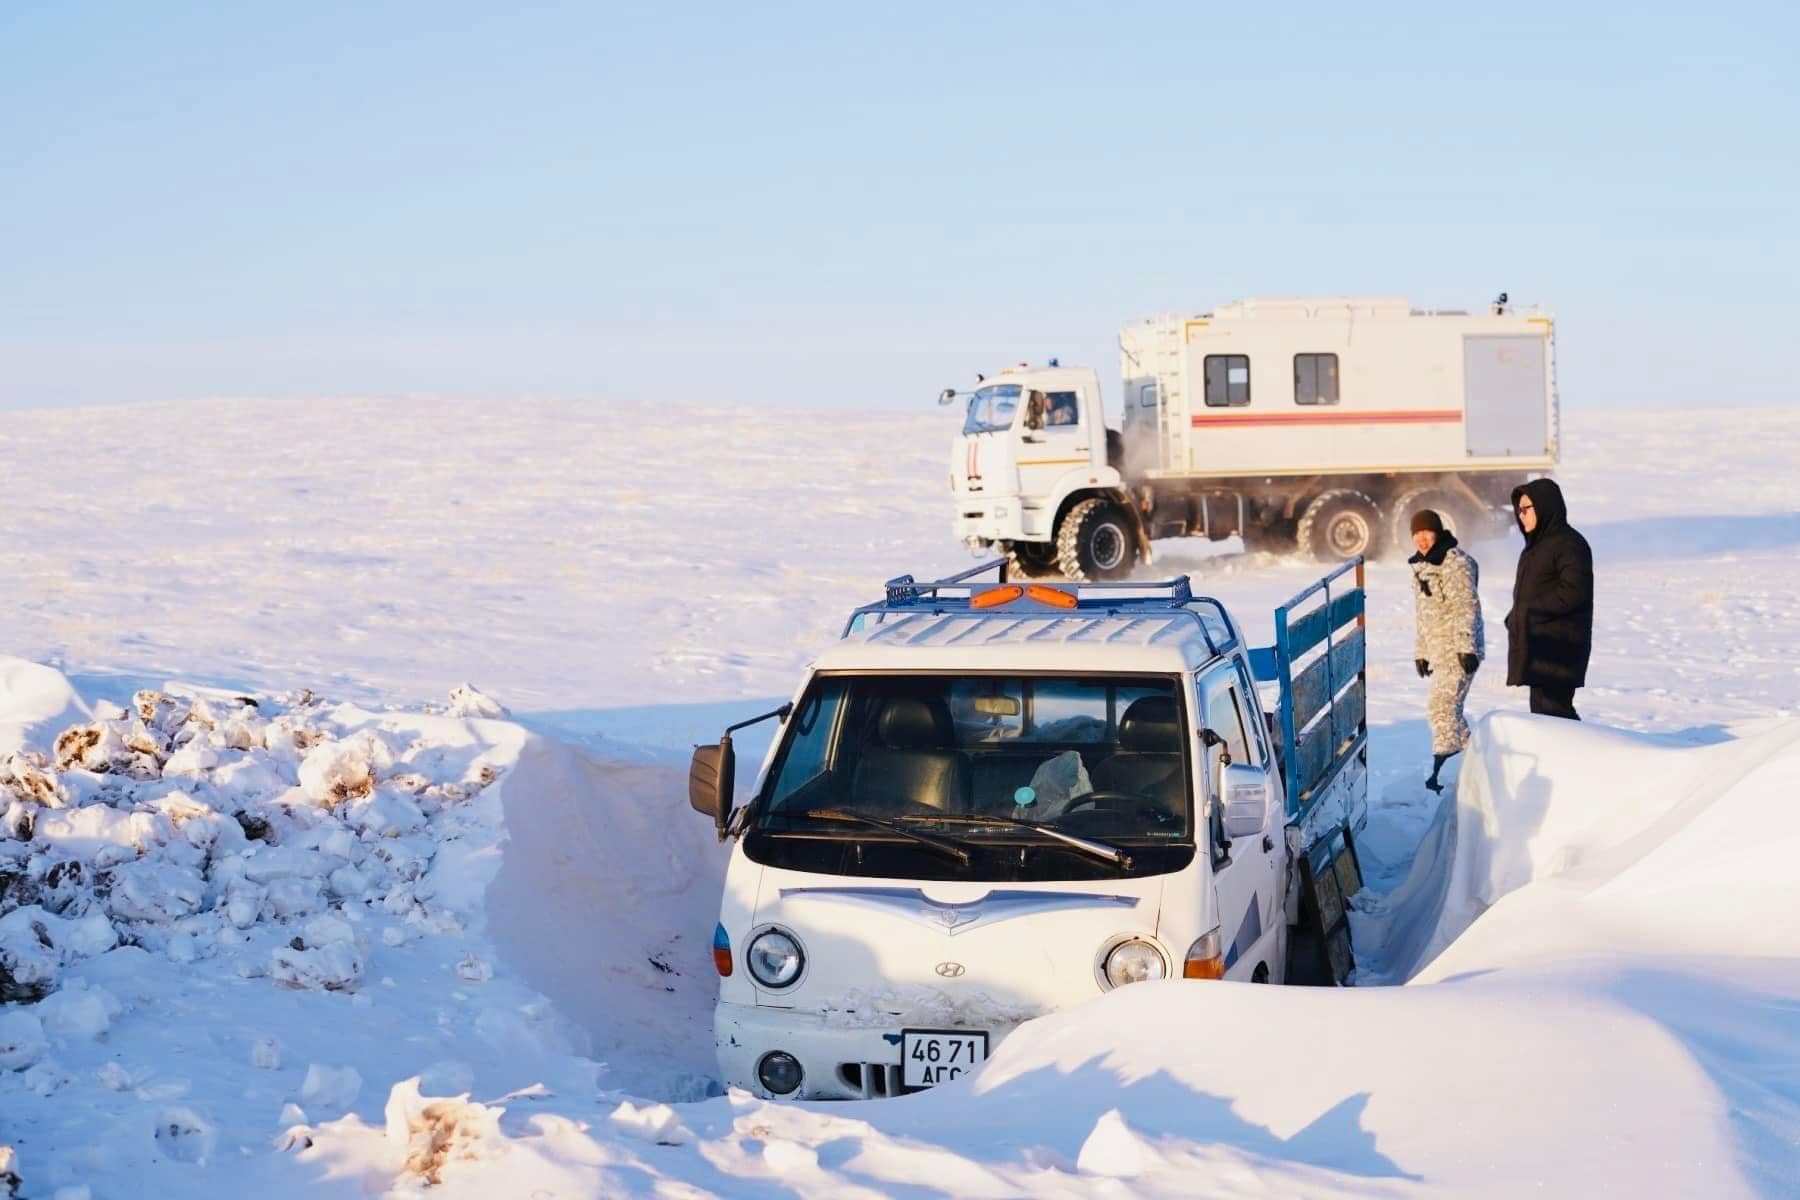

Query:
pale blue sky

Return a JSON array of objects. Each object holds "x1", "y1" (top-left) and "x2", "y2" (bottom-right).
[{"x1": 2, "y1": 2, "x2": 1794, "y2": 412}]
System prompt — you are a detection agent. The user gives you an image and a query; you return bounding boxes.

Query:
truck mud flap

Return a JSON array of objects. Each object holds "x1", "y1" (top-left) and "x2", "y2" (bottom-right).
[{"x1": 1297, "y1": 823, "x2": 1362, "y2": 985}]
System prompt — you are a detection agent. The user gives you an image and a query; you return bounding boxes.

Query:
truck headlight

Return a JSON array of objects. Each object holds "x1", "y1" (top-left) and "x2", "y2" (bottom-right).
[
  {"x1": 747, "y1": 928, "x2": 805, "y2": 989},
  {"x1": 1101, "y1": 938, "x2": 1167, "y2": 989}
]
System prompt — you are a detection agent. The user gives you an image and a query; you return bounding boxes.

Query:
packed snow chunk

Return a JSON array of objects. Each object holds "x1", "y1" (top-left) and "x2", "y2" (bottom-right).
[
  {"x1": 32, "y1": 804, "x2": 167, "y2": 865},
  {"x1": 52, "y1": 722, "x2": 156, "y2": 779},
  {"x1": 251, "y1": 1038, "x2": 282, "y2": 1070},
  {"x1": 271, "y1": 936, "x2": 364, "y2": 992},
  {"x1": 103, "y1": 859, "x2": 204, "y2": 923},
  {"x1": 24, "y1": 1059, "x2": 71, "y2": 1096},
  {"x1": 383, "y1": 1077, "x2": 508, "y2": 1186},
  {"x1": 151, "y1": 1106, "x2": 215, "y2": 1166},
  {"x1": 239, "y1": 845, "x2": 331, "y2": 885},
  {"x1": 38, "y1": 983, "x2": 121, "y2": 1040},
  {"x1": 278, "y1": 1102, "x2": 307, "y2": 1127},
  {"x1": 608, "y1": 1099, "x2": 692, "y2": 1146},
  {"x1": 298, "y1": 732, "x2": 395, "y2": 808},
  {"x1": 96, "y1": 1061, "x2": 134, "y2": 1091},
  {"x1": 0, "y1": 1009, "x2": 47, "y2": 1071},
  {"x1": 2, "y1": 751, "x2": 65, "y2": 808},
  {"x1": 343, "y1": 787, "x2": 426, "y2": 839},
  {"x1": 159, "y1": 740, "x2": 220, "y2": 779},
  {"x1": 454, "y1": 953, "x2": 492, "y2": 983},
  {"x1": 299, "y1": 1063, "x2": 363, "y2": 1111},
  {"x1": 446, "y1": 684, "x2": 510, "y2": 721},
  {"x1": 1077, "y1": 1108, "x2": 1168, "y2": 1179}
]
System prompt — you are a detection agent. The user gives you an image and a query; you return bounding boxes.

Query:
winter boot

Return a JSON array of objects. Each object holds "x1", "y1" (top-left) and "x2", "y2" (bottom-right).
[{"x1": 1425, "y1": 752, "x2": 1453, "y2": 793}]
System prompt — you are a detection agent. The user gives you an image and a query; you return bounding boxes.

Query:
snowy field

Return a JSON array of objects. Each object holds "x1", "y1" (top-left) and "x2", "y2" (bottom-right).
[{"x1": 2, "y1": 398, "x2": 1798, "y2": 1198}]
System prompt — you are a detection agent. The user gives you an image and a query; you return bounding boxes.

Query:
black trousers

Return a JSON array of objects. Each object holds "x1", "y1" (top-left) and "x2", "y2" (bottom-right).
[{"x1": 1529, "y1": 685, "x2": 1581, "y2": 720}]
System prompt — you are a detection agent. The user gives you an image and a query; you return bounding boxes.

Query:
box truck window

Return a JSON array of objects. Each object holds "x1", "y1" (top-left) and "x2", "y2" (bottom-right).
[
  {"x1": 1294, "y1": 353, "x2": 1340, "y2": 406},
  {"x1": 1204, "y1": 356, "x2": 1251, "y2": 407}
]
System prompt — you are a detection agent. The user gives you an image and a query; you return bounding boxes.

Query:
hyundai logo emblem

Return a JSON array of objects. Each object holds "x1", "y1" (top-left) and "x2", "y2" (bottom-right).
[{"x1": 934, "y1": 961, "x2": 966, "y2": 978}]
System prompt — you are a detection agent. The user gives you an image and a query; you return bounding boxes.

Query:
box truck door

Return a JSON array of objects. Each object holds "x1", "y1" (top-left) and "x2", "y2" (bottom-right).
[{"x1": 1463, "y1": 334, "x2": 1549, "y2": 457}]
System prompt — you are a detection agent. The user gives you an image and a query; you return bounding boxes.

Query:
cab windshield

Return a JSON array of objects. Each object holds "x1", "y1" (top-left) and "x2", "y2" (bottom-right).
[
  {"x1": 751, "y1": 673, "x2": 1192, "y2": 846},
  {"x1": 962, "y1": 384, "x2": 1022, "y2": 434}
]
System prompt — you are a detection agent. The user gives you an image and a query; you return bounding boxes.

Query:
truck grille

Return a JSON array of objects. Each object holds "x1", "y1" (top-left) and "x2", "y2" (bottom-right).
[{"x1": 838, "y1": 1061, "x2": 905, "y2": 1098}]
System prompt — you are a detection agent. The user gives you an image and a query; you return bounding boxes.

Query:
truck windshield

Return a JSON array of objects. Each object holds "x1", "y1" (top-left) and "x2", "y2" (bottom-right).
[
  {"x1": 751, "y1": 673, "x2": 1193, "y2": 859},
  {"x1": 962, "y1": 384, "x2": 1022, "y2": 434}
]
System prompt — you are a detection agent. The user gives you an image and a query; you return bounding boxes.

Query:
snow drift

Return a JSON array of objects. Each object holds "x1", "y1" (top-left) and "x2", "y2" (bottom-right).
[{"x1": 4, "y1": 662, "x2": 1798, "y2": 1196}]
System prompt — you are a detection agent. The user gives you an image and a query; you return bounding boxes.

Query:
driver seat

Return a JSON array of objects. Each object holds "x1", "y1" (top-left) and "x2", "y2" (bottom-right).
[
  {"x1": 1091, "y1": 696, "x2": 1182, "y2": 813},
  {"x1": 851, "y1": 697, "x2": 966, "y2": 813}
]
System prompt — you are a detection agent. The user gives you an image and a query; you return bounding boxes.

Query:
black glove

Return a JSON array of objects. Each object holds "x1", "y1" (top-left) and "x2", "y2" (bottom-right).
[
  {"x1": 1415, "y1": 659, "x2": 1431, "y2": 678},
  {"x1": 1459, "y1": 653, "x2": 1479, "y2": 675}
]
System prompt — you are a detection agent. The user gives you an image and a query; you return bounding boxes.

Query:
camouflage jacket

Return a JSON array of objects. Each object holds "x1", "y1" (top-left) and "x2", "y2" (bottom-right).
[{"x1": 1412, "y1": 544, "x2": 1485, "y2": 663}]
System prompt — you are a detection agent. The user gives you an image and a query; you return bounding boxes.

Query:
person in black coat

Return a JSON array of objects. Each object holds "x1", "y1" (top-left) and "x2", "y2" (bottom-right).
[{"x1": 1504, "y1": 478, "x2": 1593, "y2": 719}]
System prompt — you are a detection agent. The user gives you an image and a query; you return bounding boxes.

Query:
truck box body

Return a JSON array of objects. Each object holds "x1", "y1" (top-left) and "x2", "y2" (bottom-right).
[{"x1": 1119, "y1": 297, "x2": 1558, "y2": 481}]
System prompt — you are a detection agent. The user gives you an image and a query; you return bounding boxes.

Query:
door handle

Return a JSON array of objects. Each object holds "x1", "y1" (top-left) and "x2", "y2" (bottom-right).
[{"x1": 1262, "y1": 835, "x2": 1275, "y2": 853}]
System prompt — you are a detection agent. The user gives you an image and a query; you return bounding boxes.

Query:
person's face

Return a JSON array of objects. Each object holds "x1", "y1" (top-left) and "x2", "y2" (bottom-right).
[
  {"x1": 1517, "y1": 495, "x2": 1538, "y2": 533},
  {"x1": 1412, "y1": 529, "x2": 1437, "y2": 555}
]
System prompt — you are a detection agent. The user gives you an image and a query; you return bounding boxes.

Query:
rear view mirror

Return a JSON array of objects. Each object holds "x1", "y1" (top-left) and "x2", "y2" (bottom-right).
[
  {"x1": 689, "y1": 740, "x2": 736, "y2": 840},
  {"x1": 938, "y1": 388, "x2": 956, "y2": 406},
  {"x1": 1221, "y1": 762, "x2": 1270, "y2": 840},
  {"x1": 972, "y1": 696, "x2": 1021, "y2": 717}
]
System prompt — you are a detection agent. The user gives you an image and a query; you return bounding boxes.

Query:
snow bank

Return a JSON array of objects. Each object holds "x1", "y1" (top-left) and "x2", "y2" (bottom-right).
[{"x1": 1351, "y1": 712, "x2": 1800, "y2": 983}]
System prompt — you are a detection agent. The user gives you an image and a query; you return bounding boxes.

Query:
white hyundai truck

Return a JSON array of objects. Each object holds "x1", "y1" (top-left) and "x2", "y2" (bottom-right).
[
  {"x1": 946, "y1": 295, "x2": 1558, "y2": 578},
  {"x1": 688, "y1": 558, "x2": 1370, "y2": 1100}
]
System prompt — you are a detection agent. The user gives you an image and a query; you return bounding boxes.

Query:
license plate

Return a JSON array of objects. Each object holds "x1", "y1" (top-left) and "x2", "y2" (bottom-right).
[{"x1": 900, "y1": 1029, "x2": 988, "y2": 1089}]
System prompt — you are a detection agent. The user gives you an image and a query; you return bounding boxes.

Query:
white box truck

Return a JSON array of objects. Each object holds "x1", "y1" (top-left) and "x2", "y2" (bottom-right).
[
  {"x1": 687, "y1": 559, "x2": 1369, "y2": 1100},
  {"x1": 946, "y1": 295, "x2": 1558, "y2": 578}
]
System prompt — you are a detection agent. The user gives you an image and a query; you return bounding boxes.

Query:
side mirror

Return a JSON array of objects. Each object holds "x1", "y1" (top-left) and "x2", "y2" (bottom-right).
[
  {"x1": 689, "y1": 738, "x2": 736, "y2": 841},
  {"x1": 1221, "y1": 762, "x2": 1270, "y2": 840},
  {"x1": 938, "y1": 388, "x2": 956, "y2": 407}
]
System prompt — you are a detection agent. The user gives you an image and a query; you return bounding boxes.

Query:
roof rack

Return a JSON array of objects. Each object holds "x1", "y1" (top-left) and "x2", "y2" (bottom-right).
[{"x1": 844, "y1": 559, "x2": 1235, "y2": 655}]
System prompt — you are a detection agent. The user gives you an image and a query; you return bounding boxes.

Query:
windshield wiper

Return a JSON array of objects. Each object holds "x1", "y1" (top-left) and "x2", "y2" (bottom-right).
[
  {"x1": 902, "y1": 813, "x2": 1133, "y2": 870},
  {"x1": 791, "y1": 809, "x2": 972, "y2": 866}
]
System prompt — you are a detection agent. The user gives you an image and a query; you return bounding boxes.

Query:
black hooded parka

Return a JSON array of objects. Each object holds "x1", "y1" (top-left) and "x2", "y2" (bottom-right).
[{"x1": 1504, "y1": 478, "x2": 1594, "y2": 689}]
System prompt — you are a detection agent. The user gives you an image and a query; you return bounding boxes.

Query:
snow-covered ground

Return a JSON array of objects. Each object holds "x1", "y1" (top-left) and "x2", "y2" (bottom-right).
[{"x1": 2, "y1": 398, "x2": 1797, "y2": 1197}]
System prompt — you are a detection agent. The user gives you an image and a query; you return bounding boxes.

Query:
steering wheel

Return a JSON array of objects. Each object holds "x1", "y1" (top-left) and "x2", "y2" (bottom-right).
[
  {"x1": 1060, "y1": 789, "x2": 1142, "y2": 813},
  {"x1": 1061, "y1": 790, "x2": 1176, "y2": 828}
]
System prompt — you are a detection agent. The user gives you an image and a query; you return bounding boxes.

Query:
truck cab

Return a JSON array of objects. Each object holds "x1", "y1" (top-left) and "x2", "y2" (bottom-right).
[
  {"x1": 688, "y1": 561, "x2": 1368, "y2": 1101},
  {"x1": 946, "y1": 366, "x2": 1147, "y2": 580}
]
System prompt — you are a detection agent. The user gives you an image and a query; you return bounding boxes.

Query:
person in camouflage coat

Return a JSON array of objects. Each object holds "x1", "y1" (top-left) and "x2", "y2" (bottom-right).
[{"x1": 1409, "y1": 510, "x2": 1484, "y2": 791}]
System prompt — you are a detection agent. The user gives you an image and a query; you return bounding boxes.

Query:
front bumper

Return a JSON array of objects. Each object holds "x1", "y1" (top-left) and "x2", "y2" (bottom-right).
[
  {"x1": 715, "y1": 1001, "x2": 1019, "y2": 1101},
  {"x1": 954, "y1": 495, "x2": 1050, "y2": 544}
]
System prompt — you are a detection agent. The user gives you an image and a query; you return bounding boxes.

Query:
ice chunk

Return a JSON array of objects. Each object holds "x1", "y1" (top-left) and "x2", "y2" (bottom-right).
[
  {"x1": 39, "y1": 984, "x2": 121, "y2": 1040},
  {"x1": 299, "y1": 1063, "x2": 363, "y2": 1111},
  {"x1": 446, "y1": 685, "x2": 509, "y2": 720},
  {"x1": 1076, "y1": 1108, "x2": 1165, "y2": 1178},
  {"x1": 95, "y1": 1061, "x2": 134, "y2": 1091},
  {"x1": 0, "y1": 1010, "x2": 46, "y2": 1071},
  {"x1": 454, "y1": 953, "x2": 492, "y2": 983},
  {"x1": 152, "y1": 1107, "x2": 215, "y2": 1166},
  {"x1": 607, "y1": 1099, "x2": 691, "y2": 1146},
  {"x1": 251, "y1": 1038, "x2": 282, "y2": 1070},
  {"x1": 271, "y1": 939, "x2": 364, "y2": 992}
]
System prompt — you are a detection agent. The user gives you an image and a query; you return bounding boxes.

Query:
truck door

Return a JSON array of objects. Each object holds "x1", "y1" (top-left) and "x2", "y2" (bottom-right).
[
  {"x1": 1199, "y1": 665, "x2": 1281, "y2": 981},
  {"x1": 1013, "y1": 385, "x2": 1094, "y2": 506}
]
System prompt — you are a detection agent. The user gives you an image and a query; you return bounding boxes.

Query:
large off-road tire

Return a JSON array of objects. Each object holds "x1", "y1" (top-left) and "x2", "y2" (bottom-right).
[
  {"x1": 1055, "y1": 498, "x2": 1136, "y2": 581},
  {"x1": 1003, "y1": 540, "x2": 1060, "y2": 581},
  {"x1": 1297, "y1": 488, "x2": 1383, "y2": 563},
  {"x1": 1389, "y1": 485, "x2": 1490, "y2": 549}
]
